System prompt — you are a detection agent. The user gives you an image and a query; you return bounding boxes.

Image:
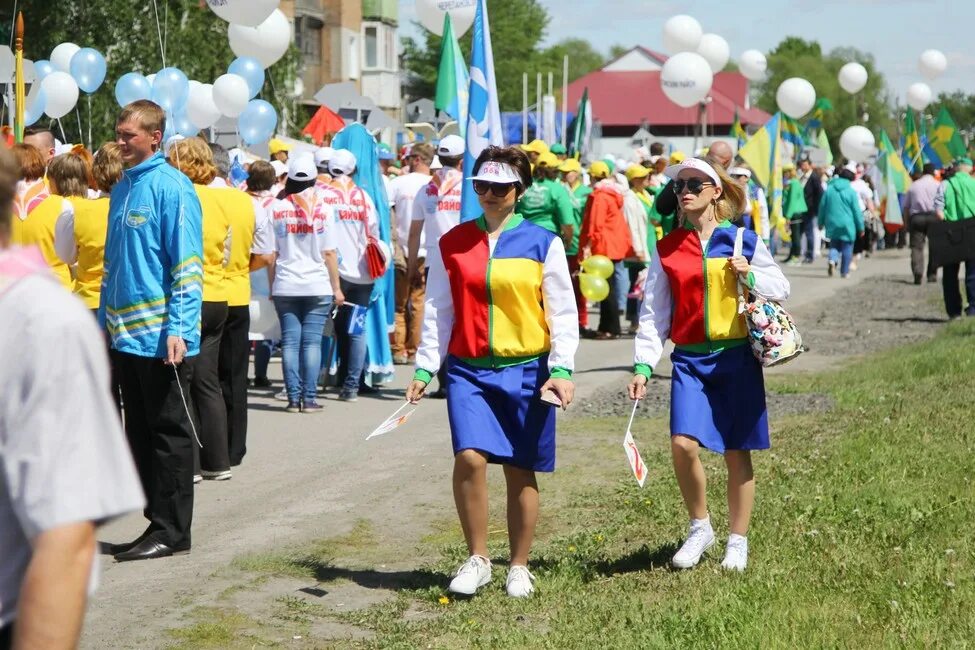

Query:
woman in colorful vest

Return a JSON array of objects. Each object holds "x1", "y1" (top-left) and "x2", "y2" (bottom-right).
[
  {"x1": 168, "y1": 137, "x2": 234, "y2": 481},
  {"x1": 52, "y1": 146, "x2": 122, "y2": 311},
  {"x1": 628, "y1": 157, "x2": 790, "y2": 572},
  {"x1": 407, "y1": 146, "x2": 578, "y2": 598},
  {"x1": 318, "y1": 148, "x2": 381, "y2": 402},
  {"x1": 10, "y1": 144, "x2": 73, "y2": 289}
]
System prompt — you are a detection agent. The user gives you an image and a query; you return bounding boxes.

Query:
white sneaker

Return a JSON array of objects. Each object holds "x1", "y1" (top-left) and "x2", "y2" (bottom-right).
[
  {"x1": 672, "y1": 518, "x2": 715, "y2": 569},
  {"x1": 274, "y1": 389, "x2": 289, "y2": 402},
  {"x1": 721, "y1": 534, "x2": 748, "y2": 571},
  {"x1": 201, "y1": 469, "x2": 232, "y2": 481},
  {"x1": 506, "y1": 565, "x2": 536, "y2": 598},
  {"x1": 448, "y1": 555, "x2": 492, "y2": 595}
]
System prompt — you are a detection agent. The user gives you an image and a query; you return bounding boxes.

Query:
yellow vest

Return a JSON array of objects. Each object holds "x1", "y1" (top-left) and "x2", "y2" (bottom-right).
[
  {"x1": 69, "y1": 196, "x2": 109, "y2": 309},
  {"x1": 221, "y1": 189, "x2": 257, "y2": 307},
  {"x1": 11, "y1": 194, "x2": 72, "y2": 290},
  {"x1": 194, "y1": 185, "x2": 233, "y2": 303}
]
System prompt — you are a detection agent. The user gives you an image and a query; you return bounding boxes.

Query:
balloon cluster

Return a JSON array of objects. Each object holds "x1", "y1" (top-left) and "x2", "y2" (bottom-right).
[
  {"x1": 109, "y1": 3, "x2": 289, "y2": 146},
  {"x1": 579, "y1": 255, "x2": 614, "y2": 302},
  {"x1": 28, "y1": 43, "x2": 107, "y2": 125}
]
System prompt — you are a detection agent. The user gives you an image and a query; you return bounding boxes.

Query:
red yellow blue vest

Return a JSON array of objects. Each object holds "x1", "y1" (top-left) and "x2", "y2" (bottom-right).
[{"x1": 656, "y1": 223, "x2": 758, "y2": 347}]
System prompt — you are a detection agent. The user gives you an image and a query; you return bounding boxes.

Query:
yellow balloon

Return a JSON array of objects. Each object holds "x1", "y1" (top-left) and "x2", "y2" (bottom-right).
[
  {"x1": 582, "y1": 254, "x2": 615, "y2": 280},
  {"x1": 579, "y1": 273, "x2": 610, "y2": 302}
]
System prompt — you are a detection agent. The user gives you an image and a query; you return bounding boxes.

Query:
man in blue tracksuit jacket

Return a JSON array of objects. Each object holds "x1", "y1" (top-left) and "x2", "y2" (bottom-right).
[{"x1": 98, "y1": 100, "x2": 204, "y2": 561}]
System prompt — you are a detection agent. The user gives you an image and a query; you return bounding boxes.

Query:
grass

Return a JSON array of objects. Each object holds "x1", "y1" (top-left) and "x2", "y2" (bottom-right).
[{"x1": 169, "y1": 319, "x2": 975, "y2": 648}]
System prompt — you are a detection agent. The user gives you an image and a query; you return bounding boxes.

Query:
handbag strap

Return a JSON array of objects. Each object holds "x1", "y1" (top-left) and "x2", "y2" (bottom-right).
[{"x1": 733, "y1": 227, "x2": 746, "y2": 314}]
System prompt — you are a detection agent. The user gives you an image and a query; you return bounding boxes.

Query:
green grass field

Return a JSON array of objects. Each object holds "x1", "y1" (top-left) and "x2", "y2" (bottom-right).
[{"x1": 171, "y1": 320, "x2": 975, "y2": 649}]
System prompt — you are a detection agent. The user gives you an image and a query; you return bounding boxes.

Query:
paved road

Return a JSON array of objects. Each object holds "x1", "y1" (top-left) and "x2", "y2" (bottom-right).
[{"x1": 82, "y1": 249, "x2": 912, "y2": 648}]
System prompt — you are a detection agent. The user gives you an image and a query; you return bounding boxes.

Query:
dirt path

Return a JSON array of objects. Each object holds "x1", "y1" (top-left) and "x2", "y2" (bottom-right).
[{"x1": 82, "y1": 248, "x2": 945, "y2": 648}]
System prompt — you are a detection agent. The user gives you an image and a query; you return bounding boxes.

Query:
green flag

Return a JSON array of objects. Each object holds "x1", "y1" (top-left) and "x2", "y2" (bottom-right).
[
  {"x1": 928, "y1": 106, "x2": 968, "y2": 165},
  {"x1": 570, "y1": 87, "x2": 591, "y2": 157},
  {"x1": 879, "y1": 130, "x2": 912, "y2": 193},
  {"x1": 434, "y1": 13, "x2": 468, "y2": 135},
  {"x1": 903, "y1": 108, "x2": 922, "y2": 174},
  {"x1": 816, "y1": 127, "x2": 833, "y2": 165}
]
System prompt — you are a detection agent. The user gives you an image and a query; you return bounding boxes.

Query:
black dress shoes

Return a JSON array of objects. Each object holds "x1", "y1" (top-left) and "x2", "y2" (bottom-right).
[
  {"x1": 103, "y1": 528, "x2": 152, "y2": 555},
  {"x1": 114, "y1": 537, "x2": 190, "y2": 562}
]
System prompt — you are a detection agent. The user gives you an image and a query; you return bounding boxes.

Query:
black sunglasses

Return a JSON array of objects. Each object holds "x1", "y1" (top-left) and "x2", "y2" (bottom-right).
[
  {"x1": 473, "y1": 180, "x2": 519, "y2": 197},
  {"x1": 673, "y1": 178, "x2": 715, "y2": 194}
]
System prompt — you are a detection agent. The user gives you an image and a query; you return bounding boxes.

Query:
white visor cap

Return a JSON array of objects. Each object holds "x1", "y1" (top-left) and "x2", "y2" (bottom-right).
[
  {"x1": 663, "y1": 157, "x2": 723, "y2": 188},
  {"x1": 468, "y1": 161, "x2": 522, "y2": 184}
]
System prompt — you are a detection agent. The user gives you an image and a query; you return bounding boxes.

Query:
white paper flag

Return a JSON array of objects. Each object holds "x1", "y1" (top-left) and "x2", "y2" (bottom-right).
[
  {"x1": 623, "y1": 400, "x2": 648, "y2": 487},
  {"x1": 366, "y1": 401, "x2": 417, "y2": 440}
]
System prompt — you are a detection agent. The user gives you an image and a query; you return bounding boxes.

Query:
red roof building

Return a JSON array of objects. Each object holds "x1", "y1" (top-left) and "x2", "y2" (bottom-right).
[{"x1": 567, "y1": 46, "x2": 770, "y2": 141}]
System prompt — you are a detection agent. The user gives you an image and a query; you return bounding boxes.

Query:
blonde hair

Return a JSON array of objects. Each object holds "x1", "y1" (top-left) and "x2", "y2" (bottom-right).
[
  {"x1": 117, "y1": 99, "x2": 166, "y2": 138},
  {"x1": 168, "y1": 137, "x2": 217, "y2": 185},
  {"x1": 48, "y1": 153, "x2": 91, "y2": 198},
  {"x1": 93, "y1": 143, "x2": 124, "y2": 193},
  {"x1": 711, "y1": 161, "x2": 745, "y2": 222}
]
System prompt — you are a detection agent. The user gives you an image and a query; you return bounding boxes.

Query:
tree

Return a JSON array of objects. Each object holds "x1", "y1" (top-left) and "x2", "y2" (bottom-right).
[
  {"x1": 401, "y1": 0, "x2": 607, "y2": 112},
  {"x1": 754, "y1": 37, "x2": 895, "y2": 153},
  {"x1": 1, "y1": 0, "x2": 300, "y2": 148}
]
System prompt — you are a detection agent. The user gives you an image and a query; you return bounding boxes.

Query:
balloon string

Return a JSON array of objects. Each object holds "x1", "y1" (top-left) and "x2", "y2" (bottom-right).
[
  {"x1": 76, "y1": 106, "x2": 83, "y2": 147},
  {"x1": 151, "y1": 0, "x2": 166, "y2": 69},
  {"x1": 56, "y1": 118, "x2": 67, "y2": 143},
  {"x1": 87, "y1": 94, "x2": 93, "y2": 151},
  {"x1": 8, "y1": 0, "x2": 16, "y2": 48},
  {"x1": 163, "y1": 0, "x2": 169, "y2": 62}
]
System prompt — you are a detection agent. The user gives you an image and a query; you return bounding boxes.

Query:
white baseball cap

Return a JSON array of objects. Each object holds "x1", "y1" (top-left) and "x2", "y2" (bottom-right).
[
  {"x1": 287, "y1": 154, "x2": 317, "y2": 181},
  {"x1": 437, "y1": 135, "x2": 465, "y2": 158},
  {"x1": 664, "y1": 157, "x2": 723, "y2": 188},
  {"x1": 270, "y1": 160, "x2": 288, "y2": 178},
  {"x1": 314, "y1": 147, "x2": 335, "y2": 169},
  {"x1": 728, "y1": 166, "x2": 752, "y2": 178},
  {"x1": 468, "y1": 160, "x2": 522, "y2": 184},
  {"x1": 328, "y1": 149, "x2": 357, "y2": 176},
  {"x1": 164, "y1": 134, "x2": 185, "y2": 157}
]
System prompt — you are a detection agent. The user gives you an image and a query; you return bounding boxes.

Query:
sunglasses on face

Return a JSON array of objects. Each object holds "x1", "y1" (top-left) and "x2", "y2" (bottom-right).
[
  {"x1": 673, "y1": 178, "x2": 715, "y2": 194},
  {"x1": 473, "y1": 180, "x2": 519, "y2": 197}
]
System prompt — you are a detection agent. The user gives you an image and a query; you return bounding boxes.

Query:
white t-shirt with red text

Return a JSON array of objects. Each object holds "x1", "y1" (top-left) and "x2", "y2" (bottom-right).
[
  {"x1": 269, "y1": 187, "x2": 338, "y2": 297},
  {"x1": 411, "y1": 167, "x2": 463, "y2": 271},
  {"x1": 319, "y1": 177, "x2": 380, "y2": 285},
  {"x1": 387, "y1": 171, "x2": 432, "y2": 260}
]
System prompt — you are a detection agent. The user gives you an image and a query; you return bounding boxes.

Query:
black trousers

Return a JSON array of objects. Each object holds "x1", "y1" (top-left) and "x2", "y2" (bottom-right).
[
  {"x1": 219, "y1": 305, "x2": 250, "y2": 466},
  {"x1": 625, "y1": 264, "x2": 645, "y2": 325},
  {"x1": 186, "y1": 301, "x2": 229, "y2": 473},
  {"x1": 942, "y1": 259, "x2": 975, "y2": 317},
  {"x1": 909, "y1": 212, "x2": 939, "y2": 281},
  {"x1": 598, "y1": 262, "x2": 622, "y2": 335},
  {"x1": 787, "y1": 219, "x2": 803, "y2": 259},
  {"x1": 115, "y1": 351, "x2": 195, "y2": 548},
  {"x1": 0, "y1": 624, "x2": 11, "y2": 650}
]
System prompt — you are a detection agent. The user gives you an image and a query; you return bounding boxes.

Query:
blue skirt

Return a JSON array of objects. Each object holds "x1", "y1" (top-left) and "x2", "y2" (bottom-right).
[
  {"x1": 670, "y1": 344, "x2": 769, "y2": 454},
  {"x1": 445, "y1": 355, "x2": 557, "y2": 472}
]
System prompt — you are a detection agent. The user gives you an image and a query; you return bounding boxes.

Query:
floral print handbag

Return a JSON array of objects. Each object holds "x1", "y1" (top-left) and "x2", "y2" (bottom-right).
[{"x1": 734, "y1": 227, "x2": 804, "y2": 367}]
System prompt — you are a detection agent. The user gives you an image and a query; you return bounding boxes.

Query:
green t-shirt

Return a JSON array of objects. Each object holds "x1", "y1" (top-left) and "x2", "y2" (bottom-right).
[
  {"x1": 943, "y1": 173, "x2": 975, "y2": 221},
  {"x1": 517, "y1": 178, "x2": 574, "y2": 235},
  {"x1": 565, "y1": 183, "x2": 592, "y2": 255}
]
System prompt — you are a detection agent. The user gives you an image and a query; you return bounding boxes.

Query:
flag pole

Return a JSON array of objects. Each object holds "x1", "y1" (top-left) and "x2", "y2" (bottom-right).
[
  {"x1": 14, "y1": 11, "x2": 25, "y2": 143},
  {"x1": 522, "y1": 72, "x2": 528, "y2": 144},
  {"x1": 536, "y1": 72, "x2": 541, "y2": 141},
  {"x1": 561, "y1": 55, "x2": 569, "y2": 148}
]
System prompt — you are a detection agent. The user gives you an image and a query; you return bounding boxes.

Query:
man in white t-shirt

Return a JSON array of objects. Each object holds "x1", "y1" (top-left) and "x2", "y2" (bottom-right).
[
  {"x1": 387, "y1": 142, "x2": 434, "y2": 364},
  {"x1": 0, "y1": 147, "x2": 144, "y2": 648},
  {"x1": 407, "y1": 135, "x2": 465, "y2": 398}
]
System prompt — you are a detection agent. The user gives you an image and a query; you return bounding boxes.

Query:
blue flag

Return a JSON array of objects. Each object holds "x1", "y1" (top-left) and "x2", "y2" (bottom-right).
[
  {"x1": 229, "y1": 155, "x2": 249, "y2": 188},
  {"x1": 460, "y1": 0, "x2": 504, "y2": 223}
]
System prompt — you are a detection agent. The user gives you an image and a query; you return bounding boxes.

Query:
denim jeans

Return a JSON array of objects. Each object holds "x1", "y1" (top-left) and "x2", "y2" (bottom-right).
[
  {"x1": 613, "y1": 261, "x2": 628, "y2": 311},
  {"x1": 801, "y1": 215, "x2": 818, "y2": 261},
  {"x1": 334, "y1": 280, "x2": 374, "y2": 393},
  {"x1": 273, "y1": 295, "x2": 333, "y2": 402},
  {"x1": 828, "y1": 239, "x2": 854, "y2": 277}
]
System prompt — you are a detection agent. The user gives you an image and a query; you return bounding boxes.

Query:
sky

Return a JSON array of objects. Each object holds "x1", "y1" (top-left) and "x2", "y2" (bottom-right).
[{"x1": 398, "y1": 0, "x2": 975, "y2": 103}]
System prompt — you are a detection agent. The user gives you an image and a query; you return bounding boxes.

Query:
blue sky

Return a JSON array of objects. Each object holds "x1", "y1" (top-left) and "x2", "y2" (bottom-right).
[{"x1": 399, "y1": 0, "x2": 975, "y2": 103}]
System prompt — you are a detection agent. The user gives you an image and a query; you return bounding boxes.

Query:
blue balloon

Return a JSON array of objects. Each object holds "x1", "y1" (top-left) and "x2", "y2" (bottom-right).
[
  {"x1": 33, "y1": 59, "x2": 55, "y2": 81},
  {"x1": 24, "y1": 87, "x2": 47, "y2": 126},
  {"x1": 69, "y1": 48, "x2": 107, "y2": 94},
  {"x1": 151, "y1": 67, "x2": 190, "y2": 113},
  {"x1": 238, "y1": 99, "x2": 278, "y2": 145},
  {"x1": 172, "y1": 111, "x2": 199, "y2": 138},
  {"x1": 115, "y1": 72, "x2": 152, "y2": 107},
  {"x1": 227, "y1": 56, "x2": 265, "y2": 99}
]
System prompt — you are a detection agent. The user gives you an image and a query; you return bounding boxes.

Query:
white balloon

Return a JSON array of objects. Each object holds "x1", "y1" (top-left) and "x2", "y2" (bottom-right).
[
  {"x1": 918, "y1": 49, "x2": 947, "y2": 80},
  {"x1": 660, "y1": 51, "x2": 714, "y2": 108},
  {"x1": 738, "y1": 49, "x2": 767, "y2": 82},
  {"x1": 838, "y1": 62, "x2": 868, "y2": 94},
  {"x1": 839, "y1": 125, "x2": 876, "y2": 163},
  {"x1": 662, "y1": 15, "x2": 703, "y2": 54},
  {"x1": 187, "y1": 81, "x2": 222, "y2": 129},
  {"x1": 206, "y1": 0, "x2": 279, "y2": 27},
  {"x1": 228, "y1": 9, "x2": 292, "y2": 68},
  {"x1": 696, "y1": 33, "x2": 730, "y2": 73},
  {"x1": 906, "y1": 82, "x2": 932, "y2": 111},
  {"x1": 249, "y1": 297, "x2": 280, "y2": 339},
  {"x1": 213, "y1": 74, "x2": 250, "y2": 117},
  {"x1": 41, "y1": 71, "x2": 79, "y2": 119},
  {"x1": 50, "y1": 42, "x2": 80, "y2": 73},
  {"x1": 776, "y1": 77, "x2": 816, "y2": 119},
  {"x1": 416, "y1": 0, "x2": 476, "y2": 37}
]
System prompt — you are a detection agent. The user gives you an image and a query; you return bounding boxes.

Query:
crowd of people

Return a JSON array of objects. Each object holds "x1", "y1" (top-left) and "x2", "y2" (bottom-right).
[{"x1": 5, "y1": 95, "x2": 975, "y2": 646}]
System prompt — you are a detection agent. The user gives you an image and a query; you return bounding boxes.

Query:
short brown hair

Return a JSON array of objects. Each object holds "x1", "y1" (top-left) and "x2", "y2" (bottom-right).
[
  {"x1": 473, "y1": 146, "x2": 533, "y2": 192},
  {"x1": 0, "y1": 146, "x2": 18, "y2": 234},
  {"x1": 168, "y1": 137, "x2": 217, "y2": 185},
  {"x1": 117, "y1": 99, "x2": 166, "y2": 138},
  {"x1": 246, "y1": 160, "x2": 275, "y2": 193},
  {"x1": 93, "y1": 143, "x2": 124, "y2": 193},
  {"x1": 12, "y1": 143, "x2": 46, "y2": 182},
  {"x1": 411, "y1": 143, "x2": 435, "y2": 166},
  {"x1": 48, "y1": 153, "x2": 91, "y2": 198}
]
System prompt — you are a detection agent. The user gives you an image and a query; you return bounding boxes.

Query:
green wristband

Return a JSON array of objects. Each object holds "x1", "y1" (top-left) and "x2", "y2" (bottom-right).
[
  {"x1": 634, "y1": 363, "x2": 652, "y2": 380},
  {"x1": 413, "y1": 368, "x2": 434, "y2": 385}
]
